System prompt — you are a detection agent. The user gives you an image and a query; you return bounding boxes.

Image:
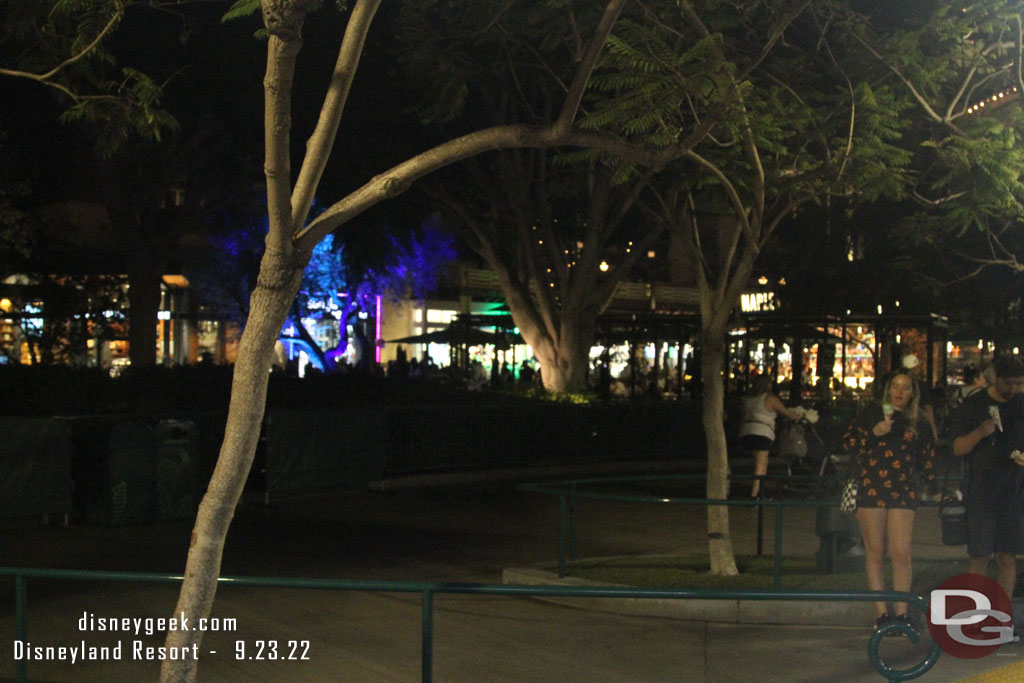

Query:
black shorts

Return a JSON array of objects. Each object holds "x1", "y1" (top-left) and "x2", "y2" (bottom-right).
[
  {"x1": 966, "y1": 468, "x2": 1024, "y2": 556},
  {"x1": 741, "y1": 434, "x2": 773, "y2": 453}
]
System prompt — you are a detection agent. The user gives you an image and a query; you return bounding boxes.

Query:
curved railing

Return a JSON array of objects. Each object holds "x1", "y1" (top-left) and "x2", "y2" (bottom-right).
[
  {"x1": 1, "y1": 566, "x2": 938, "y2": 682},
  {"x1": 517, "y1": 473, "x2": 956, "y2": 585},
  {"x1": 516, "y1": 473, "x2": 959, "y2": 681}
]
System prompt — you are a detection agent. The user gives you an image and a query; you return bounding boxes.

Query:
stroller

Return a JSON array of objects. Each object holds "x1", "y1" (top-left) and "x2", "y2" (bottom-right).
[{"x1": 771, "y1": 418, "x2": 828, "y2": 498}]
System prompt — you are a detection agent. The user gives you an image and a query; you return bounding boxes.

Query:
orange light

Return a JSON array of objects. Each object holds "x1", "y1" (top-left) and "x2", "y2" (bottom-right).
[{"x1": 162, "y1": 274, "x2": 189, "y2": 288}]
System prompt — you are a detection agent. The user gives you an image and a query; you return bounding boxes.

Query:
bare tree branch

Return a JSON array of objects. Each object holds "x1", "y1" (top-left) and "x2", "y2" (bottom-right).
[{"x1": 291, "y1": 0, "x2": 383, "y2": 231}]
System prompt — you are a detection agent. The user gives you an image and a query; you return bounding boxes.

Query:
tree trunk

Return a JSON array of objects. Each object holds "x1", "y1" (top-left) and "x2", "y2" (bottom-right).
[
  {"x1": 516, "y1": 312, "x2": 595, "y2": 394},
  {"x1": 701, "y1": 321, "x2": 739, "y2": 575},
  {"x1": 159, "y1": 250, "x2": 304, "y2": 683},
  {"x1": 533, "y1": 339, "x2": 590, "y2": 393}
]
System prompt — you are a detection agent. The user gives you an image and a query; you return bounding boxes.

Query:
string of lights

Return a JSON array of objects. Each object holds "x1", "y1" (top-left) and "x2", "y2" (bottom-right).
[{"x1": 965, "y1": 86, "x2": 1020, "y2": 115}]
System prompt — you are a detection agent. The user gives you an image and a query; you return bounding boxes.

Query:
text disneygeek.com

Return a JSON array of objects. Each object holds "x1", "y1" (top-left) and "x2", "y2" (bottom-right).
[{"x1": 12, "y1": 611, "x2": 311, "y2": 663}]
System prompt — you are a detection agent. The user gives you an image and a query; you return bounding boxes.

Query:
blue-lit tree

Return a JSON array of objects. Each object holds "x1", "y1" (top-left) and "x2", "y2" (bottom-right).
[{"x1": 275, "y1": 215, "x2": 457, "y2": 371}]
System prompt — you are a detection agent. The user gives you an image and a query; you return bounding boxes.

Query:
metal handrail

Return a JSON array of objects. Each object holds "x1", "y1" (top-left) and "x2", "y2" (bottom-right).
[
  {"x1": 518, "y1": 473, "x2": 962, "y2": 587},
  {"x1": 1, "y1": 566, "x2": 937, "y2": 682}
]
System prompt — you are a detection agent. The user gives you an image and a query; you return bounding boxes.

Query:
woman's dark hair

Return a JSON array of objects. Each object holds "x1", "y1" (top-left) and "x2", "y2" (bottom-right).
[
  {"x1": 993, "y1": 355, "x2": 1024, "y2": 380},
  {"x1": 962, "y1": 365, "x2": 978, "y2": 384},
  {"x1": 749, "y1": 374, "x2": 773, "y2": 395}
]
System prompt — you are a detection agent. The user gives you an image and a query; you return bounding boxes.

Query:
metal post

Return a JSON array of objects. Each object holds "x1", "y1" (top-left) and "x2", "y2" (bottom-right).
[
  {"x1": 773, "y1": 503, "x2": 784, "y2": 590},
  {"x1": 421, "y1": 588, "x2": 434, "y2": 683},
  {"x1": 568, "y1": 483, "x2": 577, "y2": 562},
  {"x1": 558, "y1": 495, "x2": 567, "y2": 578},
  {"x1": 756, "y1": 502, "x2": 765, "y2": 557},
  {"x1": 16, "y1": 574, "x2": 27, "y2": 683}
]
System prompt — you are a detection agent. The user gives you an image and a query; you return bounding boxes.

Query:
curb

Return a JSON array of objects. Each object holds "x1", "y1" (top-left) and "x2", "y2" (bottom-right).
[{"x1": 501, "y1": 565, "x2": 875, "y2": 627}]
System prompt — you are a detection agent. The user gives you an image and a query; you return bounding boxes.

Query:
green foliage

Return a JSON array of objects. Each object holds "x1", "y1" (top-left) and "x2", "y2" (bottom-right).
[
  {"x1": 222, "y1": 0, "x2": 263, "y2": 23},
  {"x1": 852, "y1": 1, "x2": 1024, "y2": 240},
  {"x1": 1, "y1": 0, "x2": 177, "y2": 155},
  {"x1": 393, "y1": 0, "x2": 606, "y2": 125},
  {"x1": 582, "y1": 21, "x2": 733, "y2": 147},
  {"x1": 57, "y1": 66, "x2": 178, "y2": 155}
]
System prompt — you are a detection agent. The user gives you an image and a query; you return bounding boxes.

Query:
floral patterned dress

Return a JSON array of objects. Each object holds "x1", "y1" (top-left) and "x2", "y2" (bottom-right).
[{"x1": 841, "y1": 404, "x2": 936, "y2": 509}]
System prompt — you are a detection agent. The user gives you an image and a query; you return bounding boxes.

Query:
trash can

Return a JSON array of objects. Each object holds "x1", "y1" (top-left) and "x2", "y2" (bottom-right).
[
  {"x1": 815, "y1": 505, "x2": 862, "y2": 573},
  {"x1": 155, "y1": 419, "x2": 200, "y2": 521},
  {"x1": 72, "y1": 418, "x2": 156, "y2": 525},
  {"x1": 0, "y1": 417, "x2": 74, "y2": 518}
]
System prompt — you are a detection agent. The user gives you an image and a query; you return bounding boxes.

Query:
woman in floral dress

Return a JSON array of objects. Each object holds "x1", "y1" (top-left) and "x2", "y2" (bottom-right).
[{"x1": 842, "y1": 368, "x2": 936, "y2": 630}]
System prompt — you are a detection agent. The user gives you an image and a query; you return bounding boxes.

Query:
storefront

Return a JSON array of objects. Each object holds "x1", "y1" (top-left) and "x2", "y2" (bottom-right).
[{"x1": 737, "y1": 312, "x2": 949, "y2": 399}]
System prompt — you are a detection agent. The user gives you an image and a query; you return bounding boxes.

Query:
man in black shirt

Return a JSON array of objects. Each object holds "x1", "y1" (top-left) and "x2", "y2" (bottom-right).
[{"x1": 952, "y1": 355, "x2": 1024, "y2": 600}]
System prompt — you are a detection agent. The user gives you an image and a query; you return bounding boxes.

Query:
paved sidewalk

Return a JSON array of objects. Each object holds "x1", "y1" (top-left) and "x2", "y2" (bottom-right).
[{"x1": 0, "y1": 474, "x2": 1017, "y2": 682}]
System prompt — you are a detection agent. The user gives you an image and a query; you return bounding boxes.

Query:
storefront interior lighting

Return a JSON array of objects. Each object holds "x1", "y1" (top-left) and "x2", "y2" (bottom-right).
[{"x1": 374, "y1": 294, "x2": 382, "y2": 364}]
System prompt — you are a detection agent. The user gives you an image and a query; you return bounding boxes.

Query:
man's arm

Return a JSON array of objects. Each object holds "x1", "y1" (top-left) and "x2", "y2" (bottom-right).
[{"x1": 953, "y1": 419, "x2": 997, "y2": 456}]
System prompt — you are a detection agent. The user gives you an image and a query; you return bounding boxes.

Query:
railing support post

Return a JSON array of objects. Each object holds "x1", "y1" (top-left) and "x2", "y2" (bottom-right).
[
  {"x1": 773, "y1": 502, "x2": 784, "y2": 590},
  {"x1": 568, "y1": 483, "x2": 577, "y2": 563},
  {"x1": 16, "y1": 574, "x2": 27, "y2": 683},
  {"x1": 422, "y1": 588, "x2": 434, "y2": 683},
  {"x1": 756, "y1": 501, "x2": 765, "y2": 557},
  {"x1": 558, "y1": 495, "x2": 567, "y2": 578}
]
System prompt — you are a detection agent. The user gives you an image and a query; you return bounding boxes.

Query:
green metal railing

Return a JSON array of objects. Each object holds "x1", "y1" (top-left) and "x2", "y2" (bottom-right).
[
  {"x1": 1, "y1": 566, "x2": 938, "y2": 682},
  {"x1": 518, "y1": 473, "x2": 957, "y2": 588}
]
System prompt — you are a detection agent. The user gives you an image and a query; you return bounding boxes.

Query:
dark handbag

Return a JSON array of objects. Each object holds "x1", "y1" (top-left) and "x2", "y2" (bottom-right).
[
  {"x1": 938, "y1": 452, "x2": 967, "y2": 546},
  {"x1": 940, "y1": 498, "x2": 967, "y2": 546}
]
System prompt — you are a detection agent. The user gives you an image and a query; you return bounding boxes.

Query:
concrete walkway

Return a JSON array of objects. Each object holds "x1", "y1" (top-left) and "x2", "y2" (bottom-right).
[{"x1": 0, "y1": 474, "x2": 1018, "y2": 681}]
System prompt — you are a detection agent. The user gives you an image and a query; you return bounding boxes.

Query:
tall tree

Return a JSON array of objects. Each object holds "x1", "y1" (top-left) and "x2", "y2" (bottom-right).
[
  {"x1": 575, "y1": 0, "x2": 912, "y2": 574},
  {"x1": 289, "y1": 219, "x2": 458, "y2": 370},
  {"x1": 161, "y1": 1, "x2": 668, "y2": 679},
  {"x1": 430, "y1": 150, "x2": 661, "y2": 393},
  {"x1": 392, "y1": 1, "x2": 810, "y2": 393}
]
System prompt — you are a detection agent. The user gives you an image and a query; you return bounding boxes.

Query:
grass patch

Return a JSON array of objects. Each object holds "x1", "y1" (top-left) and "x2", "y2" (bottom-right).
[{"x1": 565, "y1": 554, "x2": 969, "y2": 592}]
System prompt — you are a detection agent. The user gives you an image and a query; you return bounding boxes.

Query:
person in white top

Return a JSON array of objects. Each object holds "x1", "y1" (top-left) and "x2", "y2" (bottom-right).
[{"x1": 740, "y1": 375, "x2": 805, "y2": 497}]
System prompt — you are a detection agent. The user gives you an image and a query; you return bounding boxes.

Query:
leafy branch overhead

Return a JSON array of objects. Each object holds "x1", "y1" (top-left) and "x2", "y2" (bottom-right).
[
  {"x1": 854, "y1": 2, "x2": 1024, "y2": 234},
  {"x1": 0, "y1": 0, "x2": 175, "y2": 152}
]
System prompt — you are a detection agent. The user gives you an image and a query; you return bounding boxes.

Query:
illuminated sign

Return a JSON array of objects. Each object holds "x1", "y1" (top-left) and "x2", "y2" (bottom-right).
[{"x1": 741, "y1": 291, "x2": 776, "y2": 312}]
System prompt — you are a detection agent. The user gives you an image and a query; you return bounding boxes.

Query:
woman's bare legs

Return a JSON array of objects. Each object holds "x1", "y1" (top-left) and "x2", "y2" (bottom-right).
[
  {"x1": 886, "y1": 509, "x2": 915, "y2": 616},
  {"x1": 750, "y1": 450, "x2": 769, "y2": 497},
  {"x1": 857, "y1": 507, "x2": 889, "y2": 619}
]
